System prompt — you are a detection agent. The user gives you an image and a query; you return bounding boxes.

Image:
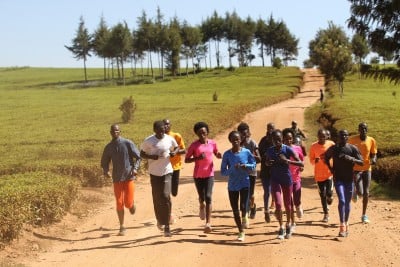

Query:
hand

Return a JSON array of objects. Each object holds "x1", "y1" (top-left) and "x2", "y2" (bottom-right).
[
  {"x1": 315, "y1": 157, "x2": 320, "y2": 163},
  {"x1": 215, "y1": 152, "x2": 222, "y2": 159},
  {"x1": 278, "y1": 153, "x2": 289, "y2": 165}
]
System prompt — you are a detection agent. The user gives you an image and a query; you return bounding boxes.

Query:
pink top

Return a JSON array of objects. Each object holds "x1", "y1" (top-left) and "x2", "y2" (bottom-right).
[
  {"x1": 289, "y1": 145, "x2": 304, "y2": 182},
  {"x1": 186, "y1": 139, "x2": 219, "y2": 178}
]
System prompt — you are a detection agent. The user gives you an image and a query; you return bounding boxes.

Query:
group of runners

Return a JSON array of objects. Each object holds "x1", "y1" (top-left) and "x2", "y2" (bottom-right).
[{"x1": 101, "y1": 118, "x2": 377, "y2": 241}]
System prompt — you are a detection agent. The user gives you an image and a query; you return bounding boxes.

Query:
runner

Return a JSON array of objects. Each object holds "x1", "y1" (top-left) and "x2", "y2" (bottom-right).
[
  {"x1": 324, "y1": 130, "x2": 363, "y2": 237},
  {"x1": 282, "y1": 128, "x2": 304, "y2": 231},
  {"x1": 309, "y1": 129, "x2": 335, "y2": 223},
  {"x1": 221, "y1": 131, "x2": 256, "y2": 242},
  {"x1": 265, "y1": 129, "x2": 303, "y2": 240},
  {"x1": 185, "y1": 122, "x2": 222, "y2": 234},
  {"x1": 140, "y1": 120, "x2": 179, "y2": 237},
  {"x1": 101, "y1": 124, "x2": 141, "y2": 236},
  {"x1": 163, "y1": 119, "x2": 186, "y2": 197},
  {"x1": 348, "y1": 122, "x2": 377, "y2": 224},
  {"x1": 258, "y1": 122, "x2": 275, "y2": 223},
  {"x1": 237, "y1": 122, "x2": 261, "y2": 222}
]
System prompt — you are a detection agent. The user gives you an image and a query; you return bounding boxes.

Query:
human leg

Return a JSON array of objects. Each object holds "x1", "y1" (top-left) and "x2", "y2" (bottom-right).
[
  {"x1": 161, "y1": 174, "x2": 172, "y2": 236},
  {"x1": 228, "y1": 190, "x2": 242, "y2": 233},
  {"x1": 171, "y1": 169, "x2": 180, "y2": 197},
  {"x1": 361, "y1": 171, "x2": 371, "y2": 222},
  {"x1": 122, "y1": 180, "x2": 136, "y2": 214},
  {"x1": 113, "y1": 182, "x2": 126, "y2": 235},
  {"x1": 248, "y1": 175, "x2": 256, "y2": 219},
  {"x1": 317, "y1": 180, "x2": 329, "y2": 222},
  {"x1": 260, "y1": 174, "x2": 271, "y2": 222},
  {"x1": 292, "y1": 180, "x2": 302, "y2": 219},
  {"x1": 203, "y1": 177, "x2": 214, "y2": 232},
  {"x1": 194, "y1": 178, "x2": 206, "y2": 220},
  {"x1": 239, "y1": 187, "x2": 250, "y2": 229}
]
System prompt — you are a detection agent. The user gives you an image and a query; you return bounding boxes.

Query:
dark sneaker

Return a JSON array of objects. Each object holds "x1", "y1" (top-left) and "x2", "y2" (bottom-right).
[
  {"x1": 157, "y1": 222, "x2": 165, "y2": 231},
  {"x1": 129, "y1": 204, "x2": 136, "y2": 215},
  {"x1": 249, "y1": 203, "x2": 257, "y2": 219},
  {"x1": 285, "y1": 225, "x2": 292, "y2": 239},
  {"x1": 264, "y1": 212, "x2": 271, "y2": 223},
  {"x1": 164, "y1": 226, "x2": 172, "y2": 237}
]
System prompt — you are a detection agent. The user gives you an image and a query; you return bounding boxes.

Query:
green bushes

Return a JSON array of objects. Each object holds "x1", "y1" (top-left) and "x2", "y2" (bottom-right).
[
  {"x1": 119, "y1": 96, "x2": 136, "y2": 123},
  {"x1": 0, "y1": 172, "x2": 79, "y2": 244}
]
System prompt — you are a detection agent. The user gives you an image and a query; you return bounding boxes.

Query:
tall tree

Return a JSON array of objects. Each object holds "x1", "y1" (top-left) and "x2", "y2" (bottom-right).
[
  {"x1": 166, "y1": 16, "x2": 182, "y2": 76},
  {"x1": 351, "y1": 33, "x2": 369, "y2": 78},
  {"x1": 309, "y1": 22, "x2": 353, "y2": 97},
  {"x1": 181, "y1": 21, "x2": 203, "y2": 75},
  {"x1": 65, "y1": 16, "x2": 92, "y2": 82},
  {"x1": 348, "y1": 0, "x2": 400, "y2": 83},
  {"x1": 92, "y1": 15, "x2": 110, "y2": 81},
  {"x1": 255, "y1": 18, "x2": 267, "y2": 67},
  {"x1": 201, "y1": 11, "x2": 224, "y2": 68},
  {"x1": 109, "y1": 22, "x2": 133, "y2": 83}
]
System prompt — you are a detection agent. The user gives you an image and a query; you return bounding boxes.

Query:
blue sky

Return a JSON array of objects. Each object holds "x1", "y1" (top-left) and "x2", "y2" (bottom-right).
[{"x1": 0, "y1": 0, "x2": 353, "y2": 68}]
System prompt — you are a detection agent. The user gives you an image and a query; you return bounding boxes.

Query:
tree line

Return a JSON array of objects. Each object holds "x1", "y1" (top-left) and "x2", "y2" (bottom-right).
[{"x1": 65, "y1": 8, "x2": 299, "y2": 82}]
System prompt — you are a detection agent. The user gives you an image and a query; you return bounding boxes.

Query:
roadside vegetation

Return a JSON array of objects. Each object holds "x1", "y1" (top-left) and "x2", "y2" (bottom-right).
[{"x1": 0, "y1": 66, "x2": 302, "y2": 245}]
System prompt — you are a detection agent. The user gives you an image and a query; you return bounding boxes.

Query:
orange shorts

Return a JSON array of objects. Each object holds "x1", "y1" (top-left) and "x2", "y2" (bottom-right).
[{"x1": 113, "y1": 180, "x2": 135, "y2": 211}]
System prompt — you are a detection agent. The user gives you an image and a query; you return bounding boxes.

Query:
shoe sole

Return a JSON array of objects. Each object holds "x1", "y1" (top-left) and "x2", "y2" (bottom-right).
[{"x1": 204, "y1": 227, "x2": 212, "y2": 234}]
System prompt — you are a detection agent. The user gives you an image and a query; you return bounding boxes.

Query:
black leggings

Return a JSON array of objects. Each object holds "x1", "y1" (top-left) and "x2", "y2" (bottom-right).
[
  {"x1": 229, "y1": 187, "x2": 249, "y2": 232},
  {"x1": 317, "y1": 179, "x2": 333, "y2": 214}
]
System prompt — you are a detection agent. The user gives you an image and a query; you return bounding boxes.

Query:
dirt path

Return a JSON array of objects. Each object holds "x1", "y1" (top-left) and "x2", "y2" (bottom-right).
[{"x1": 4, "y1": 69, "x2": 400, "y2": 267}]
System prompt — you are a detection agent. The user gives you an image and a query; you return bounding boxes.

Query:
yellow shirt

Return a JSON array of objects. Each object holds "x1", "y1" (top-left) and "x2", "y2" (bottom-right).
[
  {"x1": 309, "y1": 140, "x2": 335, "y2": 181},
  {"x1": 167, "y1": 131, "x2": 185, "y2": 170},
  {"x1": 348, "y1": 135, "x2": 377, "y2": 171}
]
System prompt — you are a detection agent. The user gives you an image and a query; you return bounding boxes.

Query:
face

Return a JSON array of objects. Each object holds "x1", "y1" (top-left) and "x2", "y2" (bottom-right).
[
  {"x1": 272, "y1": 131, "x2": 283, "y2": 147},
  {"x1": 229, "y1": 133, "x2": 241, "y2": 148},
  {"x1": 358, "y1": 123, "x2": 368, "y2": 136},
  {"x1": 283, "y1": 132, "x2": 293, "y2": 145},
  {"x1": 163, "y1": 120, "x2": 171, "y2": 133},
  {"x1": 110, "y1": 125, "x2": 121, "y2": 139},
  {"x1": 317, "y1": 130, "x2": 326, "y2": 143},
  {"x1": 239, "y1": 129, "x2": 250, "y2": 142},
  {"x1": 196, "y1": 127, "x2": 208, "y2": 141},
  {"x1": 267, "y1": 123, "x2": 275, "y2": 135},
  {"x1": 338, "y1": 130, "x2": 349, "y2": 145},
  {"x1": 292, "y1": 122, "x2": 297, "y2": 128},
  {"x1": 154, "y1": 123, "x2": 165, "y2": 138}
]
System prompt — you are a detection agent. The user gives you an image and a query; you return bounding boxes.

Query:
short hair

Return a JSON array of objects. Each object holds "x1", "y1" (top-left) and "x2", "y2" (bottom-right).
[
  {"x1": 237, "y1": 122, "x2": 249, "y2": 132},
  {"x1": 193, "y1": 121, "x2": 209, "y2": 134},
  {"x1": 282, "y1": 127, "x2": 295, "y2": 137},
  {"x1": 228, "y1": 130, "x2": 240, "y2": 141},
  {"x1": 153, "y1": 120, "x2": 165, "y2": 131}
]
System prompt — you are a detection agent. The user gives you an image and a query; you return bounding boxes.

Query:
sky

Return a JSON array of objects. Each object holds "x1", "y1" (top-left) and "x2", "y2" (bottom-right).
[{"x1": 0, "y1": 0, "x2": 354, "y2": 68}]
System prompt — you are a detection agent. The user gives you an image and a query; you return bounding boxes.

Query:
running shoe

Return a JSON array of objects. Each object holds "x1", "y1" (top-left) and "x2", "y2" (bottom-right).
[
  {"x1": 362, "y1": 215, "x2": 370, "y2": 224},
  {"x1": 242, "y1": 216, "x2": 249, "y2": 229},
  {"x1": 277, "y1": 227, "x2": 285, "y2": 240},
  {"x1": 296, "y1": 206, "x2": 303, "y2": 219},
  {"x1": 199, "y1": 205, "x2": 206, "y2": 220},
  {"x1": 204, "y1": 223, "x2": 212, "y2": 234},
  {"x1": 237, "y1": 232, "x2": 245, "y2": 241},
  {"x1": 291, "y1": 223, "x2": 296, "y2": 233},
  {"x1": 322, "y1": 213, "x2": 329, "y2": 223},
  {"x1": 285, "y1": 225, "x2": 292, "y2": 239},
  {"x1": 164, "y1": 226, "x2": 172, "y2": 237},
  {"x1": 129, "y1": 204, "x2": 136, "y2": 215},
  {"x1": 118, "y1": 226, "x2": 126, "y2": 236},
  {"x1": 264, "y1": 212, "x2": 271, "y2": 223},
  {"x1": 249, "y1": 203, "x2": 257, "y2": 219},
  {"x1": 338, "y1": 225, "x2": 347, "y2": 237}
]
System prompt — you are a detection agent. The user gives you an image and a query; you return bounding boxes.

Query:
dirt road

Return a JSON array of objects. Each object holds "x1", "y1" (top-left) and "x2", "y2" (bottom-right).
[{"x1": 4, "y1": 69, "x2": 400, "y2": 267}]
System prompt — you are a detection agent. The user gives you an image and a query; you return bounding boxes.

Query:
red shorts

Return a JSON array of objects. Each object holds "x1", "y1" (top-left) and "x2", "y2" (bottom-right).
[{"x1": 113, "y1": 180, "x2": 135, "y2": 211}]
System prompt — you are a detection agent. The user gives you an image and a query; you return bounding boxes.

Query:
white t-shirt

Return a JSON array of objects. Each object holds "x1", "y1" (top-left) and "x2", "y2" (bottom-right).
[{"x1": 141, "y1": 134, "x2": 178, "y2": 176}]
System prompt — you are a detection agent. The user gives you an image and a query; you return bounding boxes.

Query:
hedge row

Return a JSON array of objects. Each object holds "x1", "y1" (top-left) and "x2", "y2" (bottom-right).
[{"x1": 0, "y1": 172, "x2": 79, "y2": 245}]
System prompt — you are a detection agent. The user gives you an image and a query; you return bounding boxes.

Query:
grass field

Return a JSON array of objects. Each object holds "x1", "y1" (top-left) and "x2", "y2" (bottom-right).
[{"x1": 0, "y1": 66, "x2": 302, "y2": 175}]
